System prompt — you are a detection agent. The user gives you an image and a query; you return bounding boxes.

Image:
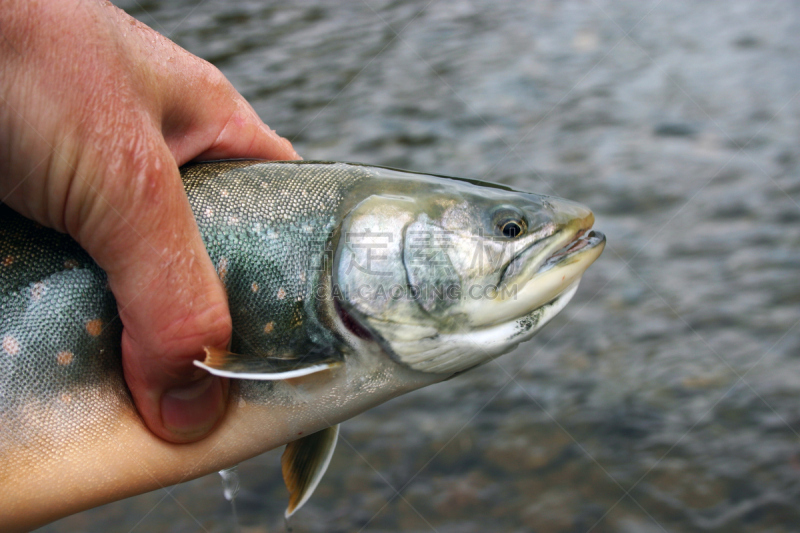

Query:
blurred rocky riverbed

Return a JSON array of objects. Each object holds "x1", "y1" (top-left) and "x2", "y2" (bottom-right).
[{"x1": 40, "y1": 1, "x2": 800, "y2": 532}]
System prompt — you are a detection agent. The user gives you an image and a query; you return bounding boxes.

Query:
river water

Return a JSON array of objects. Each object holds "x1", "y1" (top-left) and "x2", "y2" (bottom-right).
[{"x1": 40, "y1": 1, "x2": 800, "y2": 532}]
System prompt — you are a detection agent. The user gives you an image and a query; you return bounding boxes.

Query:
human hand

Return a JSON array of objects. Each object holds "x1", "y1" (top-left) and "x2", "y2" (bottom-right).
[{"x1": 0, "y1": 0, "x2": 298, "y2": 443}]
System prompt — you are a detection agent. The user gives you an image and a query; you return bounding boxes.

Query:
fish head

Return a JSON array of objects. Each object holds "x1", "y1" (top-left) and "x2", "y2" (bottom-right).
[{"x1": 335, "y1": 175, "x2": 605, "y2": 375}]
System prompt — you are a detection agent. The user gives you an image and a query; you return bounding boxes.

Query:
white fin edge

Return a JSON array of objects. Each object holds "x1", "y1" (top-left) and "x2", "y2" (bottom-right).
[
  {"x1": 193, "y1": 360, "x2": 336, "y2": 381},
  {"x1": 284, "y1": 424, "x2": 340, "y2": 519}
]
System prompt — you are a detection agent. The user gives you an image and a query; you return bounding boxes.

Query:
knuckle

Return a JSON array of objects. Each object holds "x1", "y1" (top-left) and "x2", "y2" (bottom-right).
[
  {"x1": 73, "y1": 123, "x2": 178, "y2": 242},
  {"x1": 109, "y1": 129, "x2": 173, "y2": 207},
  {"x1": 197, "y1": 61, "x2": 233, "y2": 95}
]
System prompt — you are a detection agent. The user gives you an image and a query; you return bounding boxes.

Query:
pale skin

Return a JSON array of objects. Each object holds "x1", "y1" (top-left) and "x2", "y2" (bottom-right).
[{"x1": 0, "y1": 0, "x2": 299, "y2": 443}]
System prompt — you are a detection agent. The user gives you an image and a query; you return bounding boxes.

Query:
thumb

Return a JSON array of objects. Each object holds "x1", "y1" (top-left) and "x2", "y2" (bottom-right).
[{"x1": 72, "y1": 136, "x2": 231, "y2": 444}]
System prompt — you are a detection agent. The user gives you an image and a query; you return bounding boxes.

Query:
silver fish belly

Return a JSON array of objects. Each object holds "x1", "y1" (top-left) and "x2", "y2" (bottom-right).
[{"x1": 0, "y1": 161, "x2": 605, "y2": 530}]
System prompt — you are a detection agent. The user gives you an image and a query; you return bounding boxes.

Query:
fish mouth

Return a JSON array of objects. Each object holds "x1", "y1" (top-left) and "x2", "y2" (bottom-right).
[
  {"x1": 537, "y1": 229, "x2": 606, "y2": 274},
  {"x1": 502, "y1": 224, "x2": 605, "y2": 289},
  {"x1": 468, "y1": 225, "x2": 604, "y2": 328}
]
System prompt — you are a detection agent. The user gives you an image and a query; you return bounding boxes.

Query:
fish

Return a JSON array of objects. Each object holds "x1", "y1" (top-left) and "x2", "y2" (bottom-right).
[{"x1": 0, "y1": 160, "x2": 605, "y2": 531}]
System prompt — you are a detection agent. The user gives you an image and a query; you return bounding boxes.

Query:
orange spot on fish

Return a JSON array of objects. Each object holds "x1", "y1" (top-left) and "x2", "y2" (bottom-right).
[
  {"x1": 251, "y1": 282, "x2": 259, "y2": 293},
  {"x1": 85, "y1": 319, "x2": 103, "y2": 337},
  {"x1": 263, "y1": 322, "x2": 275, "y2": 334},
  {"x1": 64, "y1": 259, "x2": 79, "y2": 269},
  {"x1": 2, "y1": 336, "x2": 19, "y2": 355},
  {"x1": 277, "y1": 288, "x2": 286, "y2": 300},
  {"x1": 57, "y1": 351, "x2": 74, "y2": 366},
  {"x1": 2, "y1": 256, "x2": 14, "y2": 267}
]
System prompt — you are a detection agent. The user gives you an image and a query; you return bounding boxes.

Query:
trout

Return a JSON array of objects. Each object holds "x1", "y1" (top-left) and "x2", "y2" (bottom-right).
[{"x1": 0, "y1": 161, "x2": 605, "y2": 530}]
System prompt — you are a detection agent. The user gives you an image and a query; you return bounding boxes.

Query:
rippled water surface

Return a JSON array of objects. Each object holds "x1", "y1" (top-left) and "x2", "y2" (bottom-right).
[{"x1": 41, "y1": 1, "x2": 800, "y2": 532}]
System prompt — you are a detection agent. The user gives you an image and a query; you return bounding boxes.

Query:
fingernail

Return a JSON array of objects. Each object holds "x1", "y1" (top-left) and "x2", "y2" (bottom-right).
[{"x1": 161, "y1": 376, "x2": 225, "y2": 440}]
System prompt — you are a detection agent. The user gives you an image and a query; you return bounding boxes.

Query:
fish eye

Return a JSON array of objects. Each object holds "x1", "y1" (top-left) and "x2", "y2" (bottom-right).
[
  {"x1": 492, "y1": 206, "x2": 527, "y2": 239},
  {"x1": 500, "y1": 219, "x2": 524, "y2": 238}
]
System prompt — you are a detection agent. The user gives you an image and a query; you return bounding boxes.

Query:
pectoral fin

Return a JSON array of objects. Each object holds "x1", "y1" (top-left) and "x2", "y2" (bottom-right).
[
  {"x1": 194, "y1": 347, "x2": 340, "y2": 380},
  {"x1": 281, "y1": 424, "x2": 340, "y2": 518}
]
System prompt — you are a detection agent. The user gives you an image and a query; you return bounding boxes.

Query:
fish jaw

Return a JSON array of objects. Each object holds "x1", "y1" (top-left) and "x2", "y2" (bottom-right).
[
  {"x1": 366, "y1": 281, "x2": 583, "y2": 375},
  {"x1": 458, "y1": 195, "x2": 601, "y2": 328},
  {"x1": 481, "y1": 230, "x2": 606, "y2": 328}
]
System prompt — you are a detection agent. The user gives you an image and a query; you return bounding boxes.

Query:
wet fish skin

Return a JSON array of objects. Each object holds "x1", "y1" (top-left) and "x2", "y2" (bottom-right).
[{"x1": 0, "y1": 161, "x2": 604, "y2": 530}]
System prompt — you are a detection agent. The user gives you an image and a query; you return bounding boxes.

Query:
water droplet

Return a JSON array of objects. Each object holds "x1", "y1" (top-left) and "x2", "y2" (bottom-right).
[{"x1": 219, "y1": 466, "x2": 240, "y2": 501}]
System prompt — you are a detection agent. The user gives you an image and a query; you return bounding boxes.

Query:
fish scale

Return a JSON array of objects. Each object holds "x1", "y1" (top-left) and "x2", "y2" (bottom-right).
[
  {"x1": 183, "y1": 161, "x2": 367, "y2": 382},
  {"x1": 1, "y1": 162, "x2": 365, "y2": 419},
  {"x1": 0, "y1": 202, "x2": 127, "y2": 434}
]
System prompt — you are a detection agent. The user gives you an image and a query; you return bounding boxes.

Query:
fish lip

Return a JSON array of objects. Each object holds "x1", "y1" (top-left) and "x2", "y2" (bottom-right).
[
  {"x1": 537, "y1": 230, "x2": 606, "y2": 274},
  {"x1": 500, "y1": 227, "x2": 605, "y2": 288}
]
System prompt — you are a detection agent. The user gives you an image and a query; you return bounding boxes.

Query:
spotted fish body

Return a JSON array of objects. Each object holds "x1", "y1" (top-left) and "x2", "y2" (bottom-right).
[{"x1": 0, "y1": 161, "x2": 605, "y2": 530}]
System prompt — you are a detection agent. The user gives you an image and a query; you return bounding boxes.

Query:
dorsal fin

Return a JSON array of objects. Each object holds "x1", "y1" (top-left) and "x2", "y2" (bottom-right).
[
  {"x1": 194, "y1": 346, "x2": 340, "y2": 380},
  {"x1": 281, "y1": 425, "x2": 340, "y2": 518}
]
